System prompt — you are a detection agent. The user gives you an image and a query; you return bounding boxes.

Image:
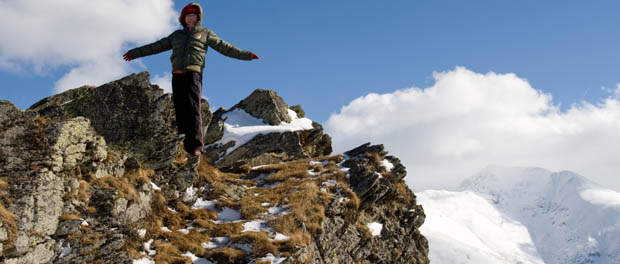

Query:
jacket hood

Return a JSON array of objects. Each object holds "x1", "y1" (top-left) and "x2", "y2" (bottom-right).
[{"x1": 179, "y1": 2, "x2": 203, "y2": 27}]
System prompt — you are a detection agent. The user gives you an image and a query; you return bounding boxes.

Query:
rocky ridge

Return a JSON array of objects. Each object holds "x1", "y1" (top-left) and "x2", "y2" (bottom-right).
[{"x1": 0, "y1": 72, "x2": 428, "y2": 264}]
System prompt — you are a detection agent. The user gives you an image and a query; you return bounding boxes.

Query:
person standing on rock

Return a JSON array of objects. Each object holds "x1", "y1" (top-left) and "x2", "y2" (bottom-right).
[{"x1": 123, "y1": 2, "x2": 258, "y2": 156}]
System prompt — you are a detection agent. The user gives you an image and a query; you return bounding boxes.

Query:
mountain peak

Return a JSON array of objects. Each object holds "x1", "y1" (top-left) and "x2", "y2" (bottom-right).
[
  {"x1": 0, "y1": 72, "x2": 429, "y2": 264},
  {"x1": 423, "y1": 165, "x2": 620, "y2": 264}
]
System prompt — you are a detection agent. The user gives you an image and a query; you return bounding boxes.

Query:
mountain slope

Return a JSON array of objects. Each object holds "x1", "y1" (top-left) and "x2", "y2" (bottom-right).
[
  {"x1": 419, "y1": 166, "x2": 620, "y2": 264},
  {"x1": 0, "y1": 72, "x2": 428, "y2": 264}
]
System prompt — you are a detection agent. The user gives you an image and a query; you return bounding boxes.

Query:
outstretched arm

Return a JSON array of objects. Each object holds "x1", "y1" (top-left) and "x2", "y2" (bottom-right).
[
  {"x1": 123, "y1": 35, "x2": 172, "y2": 61},
  {"x1": 207, "y1": 30, "x2": 257, "y2": 60}
]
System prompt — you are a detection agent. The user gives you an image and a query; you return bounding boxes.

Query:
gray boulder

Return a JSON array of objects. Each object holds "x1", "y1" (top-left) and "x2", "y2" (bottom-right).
[
  {"x1": 204, "y1": 89, "x2": 332, "y2": 169},
  {"x1": 231, "y1": 89, "x2": 291, "y2": 125}
]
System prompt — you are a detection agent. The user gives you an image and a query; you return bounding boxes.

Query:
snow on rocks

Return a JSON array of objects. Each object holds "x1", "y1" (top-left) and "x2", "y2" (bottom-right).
[
  {"x1": 183, "y1": 186, "x2": 197, "y2": 202},
  {"x1": 268, "y1": 206, "x2": 290, "y2": 216},
  {"x1": 242, "y1": 219, "x2": 273, "y2": 233},
  {"x1": 380, "y1": 159, "x2": 394, "y2": 172},
  {"x1": 133, "y1": 258, "x2": 155, "y2": 264},
  {"x1": 232, "y1": 243, "x2": 252, "y2": 254},
  {"x1": 137, "y1": 229, "x2": 147, "y2": 238},
  {"x1": 202, "y1": 237, "x2": 229, "y2": 249},
  {"x1": 181, "y1": 252, "x2": 214, "y2": 264},
  {"x1": 254, "y1": 253, "x2": 288, "y2": 264},
  {"x1": 59, "y1": 243, "x2": 72, "y2": 258},
  {"x1": 144, "y1": 239, "x2": 156, "y2": 256},
  {"x1": 216, "y1": 207, "x2": 242, "y2": 222},
  {"x1": 274, "y1": 233, "x2": 290, "y2": 241},
  {"x1": 192, "y1": 198, "x2": 217, "y2": 210},
  {"x1": 150, "y1": 182, "x2": 161, "y2": 191},
  {"x1": 209, "y1": 108, "x2": 314, "y2": 155},
  {"x1": 367, "y1": 222, "x2": 383, "y2": 237}
]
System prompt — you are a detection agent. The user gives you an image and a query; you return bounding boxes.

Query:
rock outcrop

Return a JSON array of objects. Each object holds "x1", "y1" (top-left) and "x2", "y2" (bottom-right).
[{"x1": 0, "y1": 72, "x2": 428, "y2": 264}]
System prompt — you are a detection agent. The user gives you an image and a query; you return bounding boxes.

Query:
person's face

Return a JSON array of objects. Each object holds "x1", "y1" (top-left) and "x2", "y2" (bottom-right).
[{"x1": 185, "y1": 13, "x2": 198, "y2": 28}]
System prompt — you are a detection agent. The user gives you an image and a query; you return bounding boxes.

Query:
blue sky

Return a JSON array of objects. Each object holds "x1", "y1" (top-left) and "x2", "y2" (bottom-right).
[
  {"x1": 2, "y1": 1, "x2": 620, "y2": 122},
  {"x1": 2, "y1": 1, "x2": 620, "y2": 191}
]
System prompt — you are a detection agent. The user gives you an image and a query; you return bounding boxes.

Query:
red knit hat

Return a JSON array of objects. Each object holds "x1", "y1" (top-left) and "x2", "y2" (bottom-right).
[{"x1": 179, "y1": 3, "x2": 202, "y2": 26}]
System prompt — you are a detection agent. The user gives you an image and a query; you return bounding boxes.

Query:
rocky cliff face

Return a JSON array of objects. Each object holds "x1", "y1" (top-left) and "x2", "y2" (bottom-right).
[{"x1": 0, "y1": 72, "x2": 428, "y2": 264}]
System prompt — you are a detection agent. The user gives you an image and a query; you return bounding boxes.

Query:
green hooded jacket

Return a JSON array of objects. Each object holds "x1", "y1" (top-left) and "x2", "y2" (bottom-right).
[{"x1": 127, "y1": 3, "x2": 253, "y2": 73}]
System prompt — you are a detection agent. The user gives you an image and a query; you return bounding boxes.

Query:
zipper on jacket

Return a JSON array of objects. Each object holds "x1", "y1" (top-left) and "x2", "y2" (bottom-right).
[{"x1": 185, "y1": 28, "x2": 191, "y2": 65}]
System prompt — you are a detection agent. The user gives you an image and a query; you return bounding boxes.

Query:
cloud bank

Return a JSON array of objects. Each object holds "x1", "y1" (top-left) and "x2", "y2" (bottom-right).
[
  {"x1": 0, "y1": 0, "x2": 177, "y2": 92},
  {"x1": 326, "y1": 67, "x2": 620, "y2": 192}
]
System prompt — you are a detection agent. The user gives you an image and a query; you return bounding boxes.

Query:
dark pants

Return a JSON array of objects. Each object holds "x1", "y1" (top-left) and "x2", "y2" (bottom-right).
[{"x1": 172, "y1": 71, "x2": 203, "y2": 153}]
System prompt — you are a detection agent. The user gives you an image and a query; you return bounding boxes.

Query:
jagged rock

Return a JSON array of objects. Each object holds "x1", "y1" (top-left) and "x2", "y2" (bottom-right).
[
  {"x1": 0, "y1": 73, "x2": 428, "y2": 263},
  {"x1": 28, "y1": 71, "x2": 211, "y2": 169},
  {"x1": 290, "y1": 104, "x2": 305, "y2": 118},
  {"x1": 309, "y1": 142, "x2": 429, "y2": 264},
  {"x1": 54, "y1": 220, "x2": 82, "y2": 236},
  {"x1": 4, "y1": 239, "x2": 56, "y2": 264},
  {"x1": 204, "y1": 107, "x2": 226, "y2": 145},
  {"x1": 231, "y1": 89, "x2": 291, "y2": 125},
  {"x1": 204, "y1": 91, "x2": 332, "y2": 169}
]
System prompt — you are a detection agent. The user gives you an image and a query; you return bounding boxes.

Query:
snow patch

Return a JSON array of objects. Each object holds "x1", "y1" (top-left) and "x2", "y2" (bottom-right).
[
  {"x1": 181, "y1": 252, "x2": 214, "y2": 264},
  {"x1": 255, "y1": 253, "x2": 288, "y2": 264},
  {"x1": 268, "y1": 206, "x2": 290, "y2": 216},
  {"x1": 192, "y1": 198, "x2": 217, "y2": 211},
  {"x1": 217, "y1": 207, "x2": 241, "y2": 222},
  {"x1": 183, "y1": 186, "x2": 197, "y2": 202},
  {"x1": 133, "y1": 258, "x2": 155, "y2": 264},
  {"x1": 208, "y1": 109, "x2": 314, "y2": 155},
  {"x1": 367, "y1": 222, "x2": 383, "y2": 237},
  {"x1": 274, "y1": 233, "x2": 290, "y2": 241},
  {"x1": 137, "y1": 229, "x2": 147, "y2": 238},
  {"x1": 150, "y1": 182, "x2": 161, "y2": 191},
  {"x1": 232, "y1": 243, "x2": 252, "y2": 254},
  {"x1": 380, "y1": 159, "x2": 394, "y2": 171},
  {"x1": 202, "y1": 236, "x2": 229, "y2": 249},
  {"x1": 242, "y1": 219, "x2": 273, "y2": 232},
  {"x1": 144, "y1": 239, "x2": 156, "y2": 256},
  {"x1": 59, "y1": 244, "x2": 72, "y2": 258}
]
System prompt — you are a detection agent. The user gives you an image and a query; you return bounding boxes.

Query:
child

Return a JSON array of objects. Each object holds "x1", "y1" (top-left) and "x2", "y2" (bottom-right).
[{"x1": 123, "y1": 2, "x2": 258, "y2": 156}]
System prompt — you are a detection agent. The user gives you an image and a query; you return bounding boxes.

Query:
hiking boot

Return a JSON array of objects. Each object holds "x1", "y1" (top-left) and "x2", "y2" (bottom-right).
[{"x1": 191, "y1": 148, "x2": 202, "y2": 156}]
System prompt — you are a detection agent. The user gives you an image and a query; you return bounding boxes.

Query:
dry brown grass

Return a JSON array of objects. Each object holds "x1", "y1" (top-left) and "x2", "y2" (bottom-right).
[
  {"x1": 121, "y1": 154, "x2": 364, "y2": 263},
  {"x1": 197, "y1": 160, "x2": 249, "y2": 199},
  {"x1": 32, "y1": 116, "x2": 50, "y2": 149},
  {"x1": 356, "y1": 223, "x2": 373, "y2": 240},
  {"x1": 124, "y1": 169, "x2": 154, "y2": 185},
  {"x1": 86, "y1": 206, "x2": 97, "y2": 215},
  {"x1": 59, "y1": 213, "x2": 81, "y2": 221},
  {"x1": 228, "y1": 232, "x2": 278, "y2": 257},
  {"x1": 92, "y1": 175, "x2": 140, "y2": 202},
  {"x1": 159, "y1": 229, "x2": 210, "y2": 257},
  {"x1": 206, "y1": 247, "x2": 246, "y2": 264},
  {"x1": 152, "y1": 241, "x2": 192, "y2": 264},
  {"x1": 239, "y1": 197, "x2": 268, "y2": 220},
  {"x1": 78, "y1": 180, "x2": 91, "y2": 202},
  {"x1": 0, "y1": 177, "x2": 17, "y2": 250}
]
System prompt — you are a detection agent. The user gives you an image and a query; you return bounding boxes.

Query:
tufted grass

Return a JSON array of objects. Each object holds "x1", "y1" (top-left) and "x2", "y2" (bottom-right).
[
  {"x1": 0, "y1": 177, "x2": 17, "y2": 250},
  {"x1": 123, "y1": 153, "x2": 362, "y2": 263}
]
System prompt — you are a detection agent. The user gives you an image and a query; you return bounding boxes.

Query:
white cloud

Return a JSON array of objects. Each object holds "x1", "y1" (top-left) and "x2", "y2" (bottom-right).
[
  {"x1": 151, "y1": 72, "x2": 172, "y2": 94},
  {"x1": 0, "y1": 0, "x2": 177, "y2": 92},
  {"x1": 326, "y1": 67, "x2": 620, "y2": 192}
]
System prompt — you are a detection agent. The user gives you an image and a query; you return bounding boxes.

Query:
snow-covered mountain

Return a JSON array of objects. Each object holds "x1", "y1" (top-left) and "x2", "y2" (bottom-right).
[{"x1": 418, "y1": 166, "x2": 620, "y2": 264}]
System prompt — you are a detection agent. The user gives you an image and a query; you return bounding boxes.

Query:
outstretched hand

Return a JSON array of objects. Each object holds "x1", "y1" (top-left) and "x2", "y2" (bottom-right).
[
  {"x1": 251, "y1": 53, "x2": 259, "y2": 60},
  {"x1": 123, "y1": 52, "x2": 132, "y2": 61}
]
